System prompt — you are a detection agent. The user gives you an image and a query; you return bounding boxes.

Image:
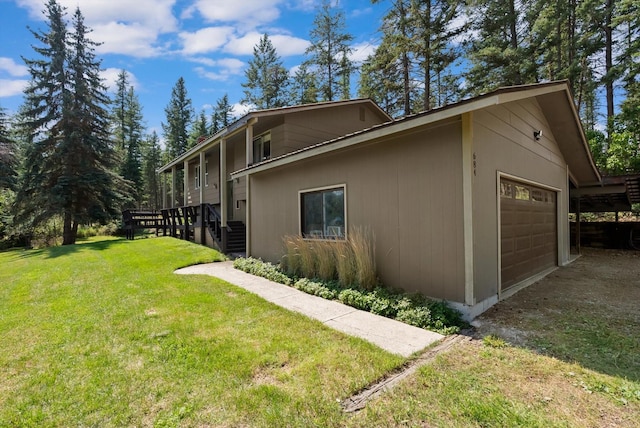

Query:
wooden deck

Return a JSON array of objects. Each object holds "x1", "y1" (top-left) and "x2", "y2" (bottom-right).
[{"x1": 122, "y1": 204, "x2": 245, "y2": 254}]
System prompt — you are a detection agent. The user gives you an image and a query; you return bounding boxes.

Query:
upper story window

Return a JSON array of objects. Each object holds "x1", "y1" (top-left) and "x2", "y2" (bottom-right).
[
  {"x1": 204, "y1": 160, "x2": 209, "y2": 187},
  {"x1": 253, "y1": 132, "x2": 271, "y2": 163},
  {"x1": 300, "y1": 186, "x2": 346, "y2": 239},
  {"x1": 194, "y1": 164, "x2": 201, "y2": 189}
]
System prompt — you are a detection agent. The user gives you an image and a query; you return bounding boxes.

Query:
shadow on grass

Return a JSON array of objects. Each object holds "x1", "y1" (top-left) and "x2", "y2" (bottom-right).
[{"x1": 18, "y1": 237, "x2": 127, "y2": 259}]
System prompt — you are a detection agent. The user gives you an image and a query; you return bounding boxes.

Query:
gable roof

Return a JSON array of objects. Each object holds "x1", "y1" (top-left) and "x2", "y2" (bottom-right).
[
  {"x1": 157, "y1": 98, "x2": 391, "y2": 173},
  {"x1": 232, "y1": 81, "x2": 601, "y2": 186}
]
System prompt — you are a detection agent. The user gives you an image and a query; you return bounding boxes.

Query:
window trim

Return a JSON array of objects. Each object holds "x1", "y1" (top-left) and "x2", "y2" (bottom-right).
[
  {"x1": 204, "y1": 159, "x2": 209, "y2": 187},
  {"x1": 298, "y1": 184, "x2": 347, "y2": 240},
  {"x1": 253, "y1": 131, "x2": 271, "y2": 163},
  {"x1": 194, "y1": 164, "x2": 201, "y2": 189}
]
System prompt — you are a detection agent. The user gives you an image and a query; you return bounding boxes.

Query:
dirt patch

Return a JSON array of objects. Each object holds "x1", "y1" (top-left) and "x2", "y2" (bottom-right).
[{"x1": 472, "y1": 248, "x2": 640, "y2": 380}]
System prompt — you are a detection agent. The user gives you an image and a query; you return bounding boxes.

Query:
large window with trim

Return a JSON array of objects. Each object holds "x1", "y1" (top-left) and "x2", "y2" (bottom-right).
[{"x1": 300, "y1": 186, "x2": 345, "y2": 239}]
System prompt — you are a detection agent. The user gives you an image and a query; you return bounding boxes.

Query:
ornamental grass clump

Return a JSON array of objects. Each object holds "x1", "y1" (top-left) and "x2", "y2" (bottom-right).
[
  {"x1": 335, "y1": 241, "x2": 357, "y2": 287},
  {"x1": 281, "y1": 235, "x2": 301, "y2": 277},
  {"x1": 315, "y1": 239, "x2": 337, "y2": 281},
  {"x1": 349, "y1": 226, "x2": 377, "y2": 290}
]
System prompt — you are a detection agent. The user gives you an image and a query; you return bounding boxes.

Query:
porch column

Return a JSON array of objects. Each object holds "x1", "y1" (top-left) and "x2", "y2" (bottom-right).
[
  {"x1": 246, "y1": 118, "x2": 255, "y2": 166},
  {"x1": 461, "y1": 112, "x2": 475, "y2": 307},
  {"x1": 171, "y1": 166, "x2": 177, "y2": 208},
  {"x1": 576, "y1": 196, "x2": 581, "y2": 254},
  {"x1": 183, "y1": 160, "x2": 189, "y2": 207},
  {"x1": 199, "y1": 152, "x2": 205, "y2": 204},
  {"x1": 162, "y1": 172, "x2": 167, "y2": 209},
  {"x1": 220, "y1": 138, "x2": 227, "y2": 228}
]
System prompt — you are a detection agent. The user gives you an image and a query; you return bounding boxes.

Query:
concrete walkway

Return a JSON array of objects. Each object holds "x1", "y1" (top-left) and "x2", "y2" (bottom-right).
[{"x1": 175, "y1": 261, "x2": 443, "y2": 357}]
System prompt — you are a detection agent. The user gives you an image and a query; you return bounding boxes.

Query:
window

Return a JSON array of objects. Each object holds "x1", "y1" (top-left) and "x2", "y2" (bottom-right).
[
  {"x1": 194, "y1": 164, "x2": 201, "y2": 189},
  {"x1": 300, "y1": 186, "x2": 345, "y2": 239},
  {"x1": 253, "y1": 132, "x2": 271, "y2": 163},
  {"x1": 204, "y1": 160, "x2": 209, "y2": 187}
]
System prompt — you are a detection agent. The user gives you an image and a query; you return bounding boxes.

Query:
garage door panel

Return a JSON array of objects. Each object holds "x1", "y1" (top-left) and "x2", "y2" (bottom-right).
[{"x1": 500, "y1": 178, "x2": 557, "y2": 291}]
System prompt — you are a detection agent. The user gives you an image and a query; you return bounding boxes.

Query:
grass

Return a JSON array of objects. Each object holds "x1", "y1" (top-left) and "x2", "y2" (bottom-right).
[
  {"x1": 2, "y1": 238, "x2": 639, "y2": 427},
  {"x1": 0, "y1": 237, "x2": 403, "y2": 426}
]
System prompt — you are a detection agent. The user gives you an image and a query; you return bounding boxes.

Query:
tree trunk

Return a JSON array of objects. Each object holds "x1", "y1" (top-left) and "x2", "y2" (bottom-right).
[{"x1": 62, "y1": 211, "x2": 76, "y2": 245}]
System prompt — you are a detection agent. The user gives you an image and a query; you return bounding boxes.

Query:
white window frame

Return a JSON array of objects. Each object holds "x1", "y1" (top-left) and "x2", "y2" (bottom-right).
[
  {"x1": 194, "y1": 164, "x2": 201, "y2": 189},
  {"x1": 204, "y1": 159, "x2": 209, "y2": 187},
  {"x1": 298, "y1": 184, "x2": 347, "y2": 240},
  {"x1": 253, "y1": 132, "x2": 271, "y2": 163}
]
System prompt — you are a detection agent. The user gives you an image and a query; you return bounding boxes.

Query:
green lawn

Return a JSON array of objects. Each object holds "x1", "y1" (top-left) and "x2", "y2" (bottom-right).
[
  {"x1": 1, "y1": 237, "x2": 638, "y2": 427},
  {"x1": 0, "y1": 237, "x2": 402, "y2": 426}
]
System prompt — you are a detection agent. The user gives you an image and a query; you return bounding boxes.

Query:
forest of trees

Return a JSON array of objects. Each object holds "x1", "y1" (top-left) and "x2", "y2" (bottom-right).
[{"x1": 0, "y1": 0, "x2": 638, "y2": 246}]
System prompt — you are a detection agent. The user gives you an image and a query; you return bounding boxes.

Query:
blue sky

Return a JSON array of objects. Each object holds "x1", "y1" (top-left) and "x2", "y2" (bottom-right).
[{"x1": 0, "y1": 0, "x2": 388, "y2": 140}]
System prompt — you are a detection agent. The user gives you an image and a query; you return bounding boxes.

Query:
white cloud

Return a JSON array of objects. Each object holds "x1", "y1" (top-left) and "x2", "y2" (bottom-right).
[
  {"x1": 349, "y1": 42, "x2": 377, "y2": 64},
  {"x1": 17, "y1": 0, "x2": 178, "y2": 57},
  {"x1": 232, "y1": 102, "x2": 252, "y2": 117},
  {"x1": 0, "y1": 57, "x2": 28, "y2": 77},
  {"x1": 0, "y1": 79, "x2": 28, "y2": 97},
  {"x1": 101, "y1": 68, "x2": 140, "y2": 93},
  {"x1": 223, "y1": 32, "x2": 309, "y2": 57},
  {"x1": 193, "y1": 0, "x2": 283, "y2": 26},
  {"x1": 179, "y1": 27, "x2": 236, "y2": 55},
  {"x1": 193, "y1": 56, "x2": 245, "y2": 81}
]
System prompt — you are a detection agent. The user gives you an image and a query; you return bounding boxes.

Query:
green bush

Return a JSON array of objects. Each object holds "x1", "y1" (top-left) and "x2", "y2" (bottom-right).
[
  {"x1": 233, "y1": 257, "x2": 291, "y2": 285},
  {"x1": 233, "y1": 256, "x2": 465, "y2": 334}
]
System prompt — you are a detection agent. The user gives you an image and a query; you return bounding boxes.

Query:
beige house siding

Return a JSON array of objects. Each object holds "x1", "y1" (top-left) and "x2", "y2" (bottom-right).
[
  {"x1": 249, "y1": 120, "x2": 466, "y2": 302},
  {"x1": 471, "y1": 98, "x2": 569, "y2": 303}
]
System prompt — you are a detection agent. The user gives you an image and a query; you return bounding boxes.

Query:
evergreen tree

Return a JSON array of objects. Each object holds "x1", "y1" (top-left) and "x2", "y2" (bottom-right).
[
  {"x1": 16, "y1": 2, "x2": 125, "y2": 245},
  {"x1": 112, "y1": 69, "x2": 129, "y2": 151},
  {"x1": 189, "y1": 110, "x2": 208, "y2": 148},
  {"x1": 241, "y1": 34, "x2": 290, "y2": 109},
  {"x1": 119, "y1": 85, "x2": 145, "y2": 207},
  {"x1": 141, "y1": 131, "x2": 162, "y2": 210},
  {"x1": 162, "y1": 77, "x2": 193, "y2": 158},
  {"x1": 0, "y1": 107, "x2": 17, "y2": 191},
  {"x1": 290, "y1": 63, "x2": 318, "y2": 105},
  {"x1": 358, "y1": 40, "x2": 406, "y2": 118},
  {"x1": 210, "y1": 94, "x2": 233, "y2": 134},
  {"x1": 306, "y1": 1, "x2": 354, "y2": 101},
  {"x1": 464, "y1": 0, "x2": 539, "y2": 94},
  {"x1": 411, "y1": 0, "x2": 465, "y2": 111}
]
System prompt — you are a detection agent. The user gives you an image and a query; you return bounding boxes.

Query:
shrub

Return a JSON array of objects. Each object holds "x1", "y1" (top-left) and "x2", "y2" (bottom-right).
[
  {"x1": 281, "y1": 235, "x2": 301, "y2": 277},
  {"x1": 338, "y1": 289, "x2": 373, "y2": 311},
  {"x1": 294, "y1": 278, "x2": 337, "y2": 300},
  {"x1": 234, "y1": 256, "x2": 465, "y2": 335},
  {"x1": 233, "y1": 257, "x2": 291, "y2": 285}
]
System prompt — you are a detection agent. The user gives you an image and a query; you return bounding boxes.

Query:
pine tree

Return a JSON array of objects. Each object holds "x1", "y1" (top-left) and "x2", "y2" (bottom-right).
[
  {"x1": 464, "y1": 0, "x2": 539, "y2": 94},
  {"x1": 0, "y1": 107, "x2": 17, "y2": 191},
  {"x1": 290, "y1": 63, "x2": 318, "y2": 105},
  {"x1": 210, "y1": 94, "x2": 233, "y2": 134},
  {"x1": 358, "y1": 40, "x2": 406, "y2": 118},
  {"x1": 189, "y1": 110, "x2": 208, "y2": 148},
  {"x1": 141, "y1": 131, "x2": 162, "y2": 210},
  {"x1": 119, "y1": 86, "x2": 145, "y2": 207},
  {"x1": 306, "y1": 0, "x2": 354, "y2": 101},
  {"x1": 17, "y1": 2, "x2": 126, "y2": 245},
  {"x1": 112, "y1": 69, "x2": 129, "y2": 151},
  {"x1": 241, "y1": 34, "x2": 290, "y2": 109},
  {"x1": 162, "y1": 77, "x2": 193, "y2": 158}
]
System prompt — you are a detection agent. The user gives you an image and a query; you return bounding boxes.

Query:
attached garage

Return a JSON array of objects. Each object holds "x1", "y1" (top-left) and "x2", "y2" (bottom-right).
[
  {"x1": 233, "y1": 81, "x2": 602, "y2": 319},
  {"x1": 499, "y1": 177, "x2": 558, "y2": 292}
]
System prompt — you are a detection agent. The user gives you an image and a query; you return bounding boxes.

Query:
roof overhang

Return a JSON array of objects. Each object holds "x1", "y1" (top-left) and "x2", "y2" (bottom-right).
[
  {"x1": 156, "y1": 98, "x2": 391, "y2": 174},
  {"x1": 232, "y1": 81, "x2": 602, "y2": 185},
  {"x1": 570, "y1": 174, "x2": 640, "y2": 212}
]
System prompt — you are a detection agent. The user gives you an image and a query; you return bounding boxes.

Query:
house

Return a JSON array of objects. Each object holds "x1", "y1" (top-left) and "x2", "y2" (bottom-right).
[
  {"x1": 158, "y1": 81, "x2": 601, "y2": 319},
  {"x1": 157, "y1": 98, "x2": 392, "y2": 251}
]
